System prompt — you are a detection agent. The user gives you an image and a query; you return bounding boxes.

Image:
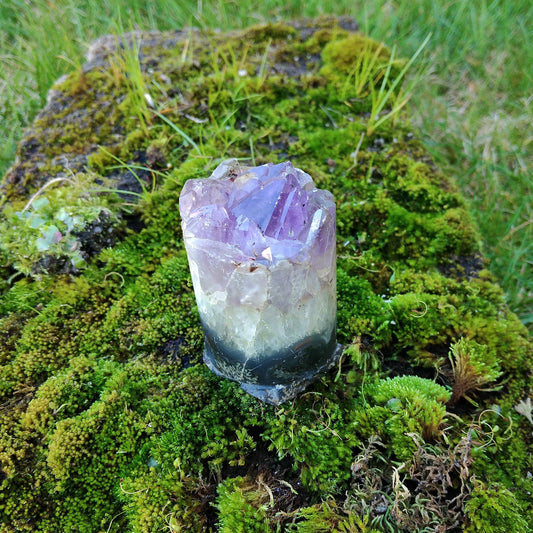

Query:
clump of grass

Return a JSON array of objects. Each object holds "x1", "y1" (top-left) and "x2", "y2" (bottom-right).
[
  {"x1": 448, "y1": 338, "x2": 502, "y2": 406},
  {"x1": 366, "y1": 33, "x2": 430, "y2": 135},
  {"x1": 109, "y1": 30, "x2": 152, "y2": 136}
]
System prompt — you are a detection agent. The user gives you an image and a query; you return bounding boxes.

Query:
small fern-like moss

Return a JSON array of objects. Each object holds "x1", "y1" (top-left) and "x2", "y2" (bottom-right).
[
  {"x1": 464, "y1": 483, "x2": 531, "y2": 533},
  {"x1": 215, "y1": 477, "x2": 271, "y2": 533}
]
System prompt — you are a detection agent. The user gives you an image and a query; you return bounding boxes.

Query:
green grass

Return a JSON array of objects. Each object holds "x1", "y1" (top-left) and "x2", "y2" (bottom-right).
[{"x1": 1, "y1": 0, "x2": 531, "y2": 327}]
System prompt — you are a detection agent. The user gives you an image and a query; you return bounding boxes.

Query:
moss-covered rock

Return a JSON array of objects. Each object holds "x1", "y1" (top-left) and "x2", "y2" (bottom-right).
[{"x1": 0, "y1": 15, "x2": 531, "y2": 532}]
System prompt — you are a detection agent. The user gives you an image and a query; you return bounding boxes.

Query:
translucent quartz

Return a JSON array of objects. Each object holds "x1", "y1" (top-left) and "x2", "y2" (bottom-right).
[{"x1": 179, "y1": 160, "x2": 339, "y2": 404}]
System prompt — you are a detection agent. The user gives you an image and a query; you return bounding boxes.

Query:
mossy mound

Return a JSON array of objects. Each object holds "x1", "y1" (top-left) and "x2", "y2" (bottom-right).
[{"x1": 0, "y1": 16, "x2": 531, "y2": 532}]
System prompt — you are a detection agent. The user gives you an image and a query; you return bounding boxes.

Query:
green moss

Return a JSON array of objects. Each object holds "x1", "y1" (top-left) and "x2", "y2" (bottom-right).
[
  {"x1": 151, "y1": 366, "x2": 264, "y2": 474},
  {"x1": 264, "y1": 392, "x2": 360, "y2": 493},
  {"x1": 120, "y1": 469, "x2": 205, "y2": 532},
  {"x1": 464, "y1": 483, "x2": 531, "y2": 533},
  {"x1": 336, "y1": 266, "x2": 391, "y2": 345},
  {"x1": 215, "y1": 477, "x2": 272, "y2": 533},
  {"x1": 87, "y1": 143, "x2": 121, "y2": 172},
  {"x1": 356, "y1": 376, "x2": 451, "y2": 461},
  {"x1": 289, "y1": 499, "x2": 379, "y2": 533},
  {"x1": 470, "y1": 408, "x2": 533, "y2": 519},
  {"x1": 243, "y1": 21, "x2": 297, "y2": 42},
  {"x1": 321, "y1": 33, "x2": 391, "y2": 75},
  {"x1": 304, "y1": 27, "x2": 349, "y2": 54},
  {"x1": 37, "y1": 69, "x2": 124, "y2": 158},
  {"x1": 21, "y1": 356, "x2": 117, "y2": 434},
  {"x1": 319, "y1": 32, "x2": 406, "y2": 105},
  {"x1": 385, "y1": 156, "x2": 462, "y2": 213},
  {"x1": 44, "y1": 412, "x2": 141, "y2": 528}
]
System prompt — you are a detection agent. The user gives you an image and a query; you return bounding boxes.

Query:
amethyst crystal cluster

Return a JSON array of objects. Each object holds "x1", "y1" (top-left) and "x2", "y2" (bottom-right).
[{"x1": 179, "y1": 160, "x2": 339, "y2": 404}]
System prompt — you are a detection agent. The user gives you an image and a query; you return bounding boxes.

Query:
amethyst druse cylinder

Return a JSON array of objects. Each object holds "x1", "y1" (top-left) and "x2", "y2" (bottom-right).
[{"x1": 179, "y1": 160, "x2": 339, "y2": 405}]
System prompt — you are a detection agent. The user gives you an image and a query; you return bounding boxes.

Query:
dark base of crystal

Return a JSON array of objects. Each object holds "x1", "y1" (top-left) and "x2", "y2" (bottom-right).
[{"x1": 202, "y1": 325, "x2": 343, "y2": 405}]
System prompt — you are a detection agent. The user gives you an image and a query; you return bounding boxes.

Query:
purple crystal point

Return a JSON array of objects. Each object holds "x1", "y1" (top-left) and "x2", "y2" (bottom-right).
[{"x1": 179, "y1": 160, "x2": 339, "y2": 404}]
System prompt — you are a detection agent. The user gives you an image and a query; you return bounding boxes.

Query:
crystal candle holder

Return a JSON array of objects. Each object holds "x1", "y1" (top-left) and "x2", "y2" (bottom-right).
[{"x1": 179, "y1": 160, "x2": 340, "y2": 404}]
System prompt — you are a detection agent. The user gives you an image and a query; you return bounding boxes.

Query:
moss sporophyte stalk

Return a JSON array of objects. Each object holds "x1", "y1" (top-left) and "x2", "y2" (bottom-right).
[
  {"x1": 0, "y1": 16, "x2": 531, "y2": 533},
  {"x1": 179, "y1": 160, "x2": 340, "y2": 404}
]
